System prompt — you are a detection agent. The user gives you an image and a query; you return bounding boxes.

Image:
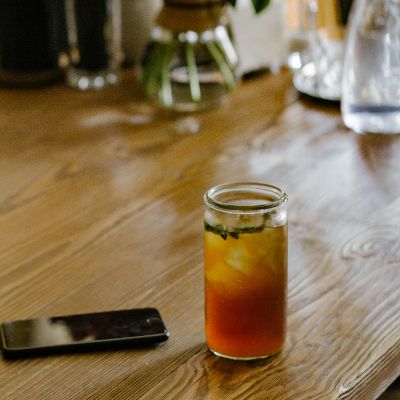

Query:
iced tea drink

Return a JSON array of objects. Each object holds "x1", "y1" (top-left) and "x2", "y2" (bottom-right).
[{"x1": 204, "y1": 183, "x2": 288, "y2": 360}]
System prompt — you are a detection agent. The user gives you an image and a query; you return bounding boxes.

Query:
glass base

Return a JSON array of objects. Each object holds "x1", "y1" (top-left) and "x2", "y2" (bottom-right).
[
  {"x1": 293, "y1": 61, "x2": 341, "y2": 102},
  {"x1": 342, "y1": 108, "x2": 400, "y2": 135},
  {"x1": 209, "y1": 347, "x2": 281, "y2": 361},
  {"x1": 66, "y1": 68, "x2": 119, "y2": 90},
  {"x1": 141, "y1": 24, "x2": 238, "y2": 112},
  {"x1": 151, "y1": 89, "x2": 229, "y2": 113}
]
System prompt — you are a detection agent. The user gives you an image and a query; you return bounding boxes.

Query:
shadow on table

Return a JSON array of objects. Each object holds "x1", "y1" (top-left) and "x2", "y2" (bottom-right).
[
  {"x1": 378, "y1": 377, "x2": 400, "y2": 400},
  {"x1": 69, "y1": 342, "x2": 293, "y2": 400},
  {"x1": 356, "y1": 133, "x2": 400, "y2": 199}
]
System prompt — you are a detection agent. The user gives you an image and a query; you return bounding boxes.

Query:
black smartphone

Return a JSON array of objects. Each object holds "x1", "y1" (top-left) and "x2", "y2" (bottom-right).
[{"x1": 0, "y1": 308, "x2": 169, "y2": 359}]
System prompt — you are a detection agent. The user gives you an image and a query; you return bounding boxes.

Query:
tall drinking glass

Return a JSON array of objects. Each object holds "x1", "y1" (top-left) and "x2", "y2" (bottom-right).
[
  {"x1": 64, "y1": 0, "x2": 122, "y2": 90},
  {"x1": 204, "y1": 183, "x2": 288, "y2": 360}
]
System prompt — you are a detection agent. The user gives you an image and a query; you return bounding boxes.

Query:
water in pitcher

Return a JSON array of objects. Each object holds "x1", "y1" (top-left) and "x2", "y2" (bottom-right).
[{"x1": 341, "y1": 0, "x2": 400, "y2": 134}]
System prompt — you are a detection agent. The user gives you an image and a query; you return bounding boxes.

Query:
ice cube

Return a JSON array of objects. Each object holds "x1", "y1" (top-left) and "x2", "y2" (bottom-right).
[{"x1": 224, "y1": 241, "x2": 251, "y2": 275}]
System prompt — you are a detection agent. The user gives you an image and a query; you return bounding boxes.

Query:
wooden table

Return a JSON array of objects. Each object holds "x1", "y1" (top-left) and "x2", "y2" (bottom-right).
[{"x1": 0, "y1": 70, "x2": 399, "y2": 400}]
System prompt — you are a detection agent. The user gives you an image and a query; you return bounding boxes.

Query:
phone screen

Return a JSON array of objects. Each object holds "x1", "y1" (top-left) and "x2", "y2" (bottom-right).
[{"x1": 0, "y1": 308, "x2": 169, "y2": 357}]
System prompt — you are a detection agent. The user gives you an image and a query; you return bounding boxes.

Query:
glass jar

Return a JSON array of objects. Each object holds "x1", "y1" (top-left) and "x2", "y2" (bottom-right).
[
  {"x1": 341, "y1": 0, "x2": 400, "y2": 134},
  {"x1": 204, "y1": 182, "x2": 288, "y2": 360},
  {"x1": 140, "y1": 0, "x2": 238, "y2": 112}
]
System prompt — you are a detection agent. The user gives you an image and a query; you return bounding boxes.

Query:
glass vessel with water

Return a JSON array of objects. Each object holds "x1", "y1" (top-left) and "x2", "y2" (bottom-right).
[
  {"x1": 140, "y1": 0, "x2": 238, "y2": 112},
  {"x1": 341, "y1": 0, "x2": 400, "y2": 134}
]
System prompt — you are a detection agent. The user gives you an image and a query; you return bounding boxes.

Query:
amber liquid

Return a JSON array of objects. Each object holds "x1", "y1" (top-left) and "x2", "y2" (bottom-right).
[{"x1": 204, "y1": 224, "x2": 287, "y2": 359}]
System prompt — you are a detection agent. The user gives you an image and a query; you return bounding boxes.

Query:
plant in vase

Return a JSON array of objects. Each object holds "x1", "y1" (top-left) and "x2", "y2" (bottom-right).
[{"x1": 141, "y1": 0, "x2": 271, "y2": 112}]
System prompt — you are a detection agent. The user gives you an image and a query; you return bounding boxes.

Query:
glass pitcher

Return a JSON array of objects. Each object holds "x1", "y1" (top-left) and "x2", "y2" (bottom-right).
[{"x1": 341, "y1": 0, "x2": 400, "y2": 134}]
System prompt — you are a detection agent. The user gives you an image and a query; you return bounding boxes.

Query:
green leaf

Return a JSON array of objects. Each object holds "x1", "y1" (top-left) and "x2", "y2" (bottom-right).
[
  {"x1": 204, "y1": 221, "x2": 265, "y2": 240},
  {"x1": 227, "y1": 0, "x2": 271, "y2": 13},
  {"x1": 251, "y1": 0, "x2": 271, "y2": 13}
]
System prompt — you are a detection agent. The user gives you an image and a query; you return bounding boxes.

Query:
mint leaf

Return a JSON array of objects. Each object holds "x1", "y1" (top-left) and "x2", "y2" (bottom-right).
[{"x1": 204, "y1": 221, "x2": 265, "y2": 240}]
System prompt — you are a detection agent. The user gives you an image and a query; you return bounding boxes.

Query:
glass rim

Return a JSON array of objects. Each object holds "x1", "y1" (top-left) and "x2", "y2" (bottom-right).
[{"x1": 204, "y1": 182, "x2": 288, "y2": 213}]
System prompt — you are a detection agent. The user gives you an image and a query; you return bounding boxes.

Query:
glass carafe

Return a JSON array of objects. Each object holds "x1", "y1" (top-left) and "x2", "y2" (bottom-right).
[
  {"x1": 341, "y1": 0, "x2": 400, "y2": 134},
  {"x1": 140, "y1": 0, "x2": 238, "y2": 112}
]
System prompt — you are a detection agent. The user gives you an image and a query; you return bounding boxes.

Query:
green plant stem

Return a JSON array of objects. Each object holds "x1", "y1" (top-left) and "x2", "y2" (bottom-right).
[
  {"x1": 184, "y1": 43, "x2": 201, "y2": 103},
  {"x1": 142, "y1": 43, "x2": 174, "y2": 106},
  {"x1": 142, "y1": 45, "x2": 161, "y2": 94},
  {"x1": 160, "y1": 44, "x2": 174, "y2": 106},
  {"x1": 206, "y1": 41, "x2": 236, "y2": 91}
]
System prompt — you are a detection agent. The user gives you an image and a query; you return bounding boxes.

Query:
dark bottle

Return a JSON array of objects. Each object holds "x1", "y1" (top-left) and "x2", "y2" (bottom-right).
[
  {"x1": 64, "y1": 0, "x2": 122, "y2": 90},
  {"x1": 0, "y1": 0, "x2": 65, "y2": 86},
  {"x1": 72, "y1": 0, "x2": 109, "y2": 71},
  {"x1": 338, "y1": 0, "x2": 353, "y2": 25}
]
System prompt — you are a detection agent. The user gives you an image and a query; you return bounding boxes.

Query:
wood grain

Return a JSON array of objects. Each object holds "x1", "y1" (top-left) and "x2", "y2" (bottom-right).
[{"x1": 0, "y1": 70, "x2": 399, "y2": 400}]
